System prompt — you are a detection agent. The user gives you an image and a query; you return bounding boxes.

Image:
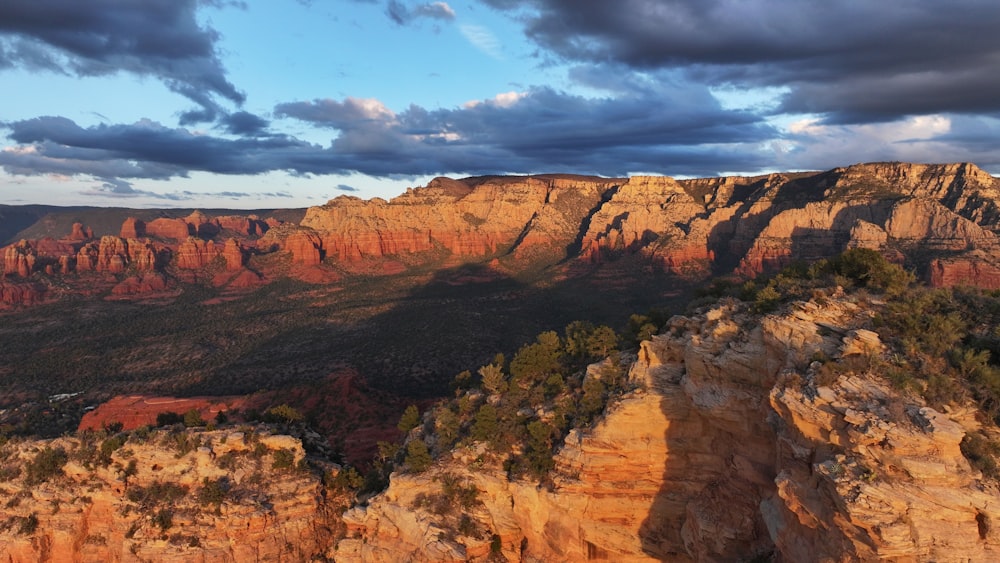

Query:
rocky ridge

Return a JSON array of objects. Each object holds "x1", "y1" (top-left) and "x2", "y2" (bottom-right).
[
  {"x1": 298, "y1": 162, "x2": 1000, "y2": 284},
  {"x1": 0, "y1": 428, "x2": 337, "y2": 562},
  {"x1": 2, "y1": 163, "x2": 1000, "y2": 308},
  {"x1": 338, "y1": 294, "x2": 1000, "y2": 561}
]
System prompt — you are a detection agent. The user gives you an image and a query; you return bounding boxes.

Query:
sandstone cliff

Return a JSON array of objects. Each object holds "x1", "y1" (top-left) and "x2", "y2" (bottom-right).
[
  {"x1": 0, "y1": 428, "x2": 337, "y2": 562},
  {"x1": 292, "y1": 163, "x2": 1000, "y2": 287},
  {"x1": 300, "y1": 175, "x2": 622, "y2": 264},
  {"x1": 3, "y1": 163, "x2": 999, "y2": 305},
  {"x1": 338, "y1": 295, "x2": 1000, "y2": 561}
]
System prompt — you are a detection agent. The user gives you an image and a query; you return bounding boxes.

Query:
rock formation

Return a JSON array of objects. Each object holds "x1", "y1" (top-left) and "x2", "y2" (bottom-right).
[
  {"x1": 2, "y1": 161, "x2": 1000, "y2": 303},
  {"x1": 146, "y1": 217, "x2": 192, "y2": 241},
  {"x1": 300, "y1": 175, "x2": 622, "y2": 263},
  {"x1": 120, "y1": 217, "x2": 146, "y2": 239},
  {"x1": 3, "y1": 240, "x2": 36, "y2": 277},
  {"x1": 0, "y1": 429, "x2": 337, "y2": 562},
  {"x1": 111, "y1": 272, "x2": 169, "y2": 296},
  {"x1": 69, "y1": 222, "x2": 93, "y2": 241},
  {"x1": 339, "y1": 296, "x2": 1000, "y2": 561},
  {"x1": 76, "y1": 236, "x2": 160, "y2": 274},
  {"x1": 0, "y1": 281, "x2": 44, "y2": 306},
  {"x1": 294, "y1": 163, "x2": 1000, "y2": 286}
]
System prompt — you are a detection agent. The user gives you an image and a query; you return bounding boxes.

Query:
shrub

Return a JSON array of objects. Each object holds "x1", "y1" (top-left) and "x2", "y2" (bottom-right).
[
  {"x1": 272, "y1": 448, "x2": 295, "y2": 470},
  {"x1": 183, "y1": 409, "x2": 205, "y2": 427},
  {"x1": 25, "y1": 446, "x2": 68, "y2": 485},
  {"x1": 197, "y1": 477, "x2": 229, "y2": 506},
  {"x1": 156, "y1": 411, "x2": 183, "y2": 427},
  {"x1": 961, "y1": 433, "x2": 1000, "y2": 479},
  {"x1": 264, "y1": 404, "x2": 304, "y2": 424},
  {"x1": 17, "y1": 513, "x2": 38, "y2": 535},
  {"x1": 154, "y1": 509, "x2": 173, "y2": 532}
]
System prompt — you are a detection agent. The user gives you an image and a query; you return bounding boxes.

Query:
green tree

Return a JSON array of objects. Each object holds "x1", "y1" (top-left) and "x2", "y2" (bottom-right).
[
  {"x1": 398, "y1": 405, "x2": 421, "y2": 433},
  {"x1": 586, "y1": 326, "x2": 619, "y2": 359},
  {"x1": 479, "y1": 363, "x2": 507, "y2": 395},
  {"x1": 183, "y1": 409, "x2": 205, "y2": 427},
  {"x1": 510, "y1": 331, "x2": 563, "y2": 388},
  {"x1": 579, "y1": 376, "x2": 607, "y2": 424},
  {"x1": 265, "y1": 404, "x2": 304, "y2": 424},
  {"x1": 524, "y1": 420, "x2": 556, "y2": 477},
  {"x1": 435, "y1": 407, "x2": 460, "y2": 450},
  {"x1": 471, "y1": 404, "x2": 499, "y2": 443},
  {"x1": 404, "y1": 439, "x2": 433, "y2": 473}
]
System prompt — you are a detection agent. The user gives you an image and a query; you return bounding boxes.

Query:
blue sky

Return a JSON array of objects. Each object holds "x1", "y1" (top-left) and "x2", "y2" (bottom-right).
[{"x1": 2, "y1": 0, "x2": 999, "y2": 208}]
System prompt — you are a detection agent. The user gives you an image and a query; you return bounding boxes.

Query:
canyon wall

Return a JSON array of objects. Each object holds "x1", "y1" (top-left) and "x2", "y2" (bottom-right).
[
  {"x1": 0, "y1": 429, "x2": 337, "y2": 562},
  {"x1": 295, "y1": 162, "x2": 1000, "y2": 285},
  {"x1": 338, "y1": 295, "x2": 1000, "y2": 561},
  {"x1": 2, "y1": 162, "x2": 1000, "y2": 303}
]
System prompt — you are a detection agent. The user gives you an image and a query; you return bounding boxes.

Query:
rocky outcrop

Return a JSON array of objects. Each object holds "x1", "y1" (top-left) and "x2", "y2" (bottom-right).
[
  {"x1": 0, "y1": 281, "x2": 45, "y2": 306},
  {"x1": 0, "y1": 429, "x2": 336, "y2": 562},
  {"x1": 175, "y1": 238, "x2": 243, "y2": 270},
  {"x1": 216, "y1": 215, "x2": 269, "y2": 237},
  {"x1": 929, "y1": 253, "x2": 1000, "y2": 289},
  {"x1": 301, "y1": 175, "x2": 622, "y2": 263},
  {"x1": 3, "y1": 240, "x2": 36, "y2": 277},
  {"x1": 146, "y1": 217, "x2": 192, "y2": 241},
  {"x1": 292, "y1": 163, "x2": 1000, "y2": 283},
  {"x1": 111, "y1": 272, "x2": 170, "y2": 296},
  {"x1": 280, "y1": 229, "x2": 323, "y2": 265},
  {"x1": 120, "y1": 217, "x2": 146, "y2": 239},
  {"x1": 77, "y1": 236, "x2": 160, "y2": 273},
  {"x1": 69, "y1": 222, "x2": 93, "y2": 241},
  {"x1": 341, "y1": 296, "x2": 1000, "y2": 561}
]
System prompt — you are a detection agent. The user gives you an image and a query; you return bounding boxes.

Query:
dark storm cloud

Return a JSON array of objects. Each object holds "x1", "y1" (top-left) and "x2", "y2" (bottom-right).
[
  {"x1": 482, "y1": 0, "x2": 1000, "y2": 123},
  {"x1": 0, "y1": 0, "x2": 244, "y2": 123},
  {"x1": 220, "y1": 111, "x2": 272, "y2": 136},
  {"x1": 2, "y1": 80, "x2": 775, "y2": 184},
  {"x1": 9, "y1": 78, "x2": 774, "y2": 182}
]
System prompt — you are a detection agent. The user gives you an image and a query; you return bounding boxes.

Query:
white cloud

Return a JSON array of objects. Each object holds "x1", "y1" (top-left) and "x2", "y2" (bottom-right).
[
  {"x1": 459, "y1": 24, "x2": 503, "y2": 59},
  {"x1": 462, "y1": 90, "x2": 525, "y2": 109}
]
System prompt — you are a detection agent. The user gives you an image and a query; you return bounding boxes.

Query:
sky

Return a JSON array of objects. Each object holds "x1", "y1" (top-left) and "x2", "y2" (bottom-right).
[{"x1": 1, "y1": 1, "x2": 999, "y2": 209}]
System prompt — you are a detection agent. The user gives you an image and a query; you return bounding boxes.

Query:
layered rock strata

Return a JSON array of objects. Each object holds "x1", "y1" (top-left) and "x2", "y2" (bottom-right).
[
  {"x1": 0, "y1": 429, "x2": 335, "y2": 562},
  {"x1": 339, "y1": 296, "x2": 1000, "y2": 561}
]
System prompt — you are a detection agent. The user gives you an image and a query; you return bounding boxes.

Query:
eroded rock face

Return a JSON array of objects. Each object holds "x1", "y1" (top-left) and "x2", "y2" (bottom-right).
[
  {"x1": 3, "y1": 240, "x2": 36, "y2": 277},
  {"x1": 0, "y1": 281, "x2": 45, "y2": 306},
  {"x1": 292, "y1": 163, "x2": 1000, "y2": 285},
  {"x1": 301, "y1": 175, "x2": 622, "y2": 263},
  {"x1": 0, "y1": 429, "x2": 336, "y2": 562},
  {"x1": 76, "y1": 236, "x2": 160, "y2": 273},
  {"x1": 282, "y1": 229, "x2": 324, "y2": 265},
  {"x1": 175, "y1": 238, "x2": 243, "y2": 270},
  {"x1": 146, "y1": 217, "x2": 192, "y2": 241},
  {"x1": 120, "y1": 217, "x2": 146, "y2": 239},
  {"x1": 69, "y1": 222, "x2": 93, "y2": 241},
  {"x1": 341, "y1": 297, "x2": 1000, "y2": 561}
]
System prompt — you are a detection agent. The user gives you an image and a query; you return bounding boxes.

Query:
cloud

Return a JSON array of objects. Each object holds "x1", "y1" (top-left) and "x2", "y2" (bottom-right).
[
  {"x1": 777, "y1": 114, "x2": 1000, "y2": 172},
  {"x1": 482, "y1": 0, "x2": 1000, "y2": 124},
  {"x1": 459, "y1": 24, "x2": 503, "y2": 59},
  {"x1": 2, "y1": 77, "x2": 776, "y2": 184},
  {"x1": 386, "y1": 1, "x2": 455, "y2": 25},
  {"x1": 220, "y1": 111, "x2": 271, "y2": 136},
  {"x1": 336, "y1": 184, "x2": 360, "y2": 192},
  {"x1": 0, "y1": 0, "x2": 243, "y2": 123}
]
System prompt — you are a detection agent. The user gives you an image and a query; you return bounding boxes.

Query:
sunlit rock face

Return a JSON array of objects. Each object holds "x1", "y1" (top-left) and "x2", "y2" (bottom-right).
[
  {"x1": 339, "y1": 296, "x2": 1000, "y2": 561},
  {"x1": 0, "y1": 429, "x2": 337, "y2": 563},
  {"x1": 295, "y1": 162, "x2": 1000, "y2": 286}
]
